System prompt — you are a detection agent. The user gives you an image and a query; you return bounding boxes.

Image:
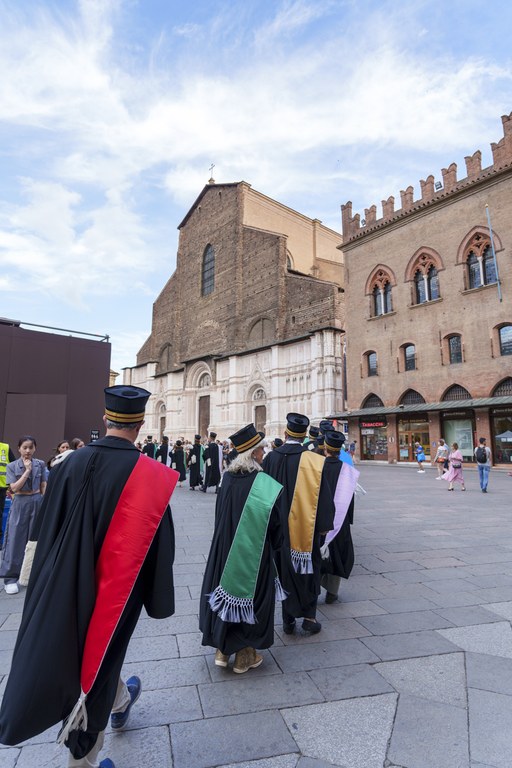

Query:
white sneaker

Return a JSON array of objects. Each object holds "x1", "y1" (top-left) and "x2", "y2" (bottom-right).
[
  {"x1": 435, "y1": 476, "x2": 441, "y2": 480},
  {"x1": 4, "y1": 583, "x2": 19, "y2": 594},
  {"x1": 417, "y1": 470, "x2": 425, "y2": 473}
]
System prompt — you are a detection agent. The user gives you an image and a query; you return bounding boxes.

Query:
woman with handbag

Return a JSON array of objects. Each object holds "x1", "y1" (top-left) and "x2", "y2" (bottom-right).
[{"x1": 442, "y1": 442, "x2": 466, "y2": 491}]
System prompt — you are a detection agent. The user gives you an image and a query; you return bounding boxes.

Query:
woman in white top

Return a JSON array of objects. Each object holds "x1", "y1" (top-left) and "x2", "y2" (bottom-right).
[{"x1": 433, "y1": 438, "x2": 449, "y2": 478}]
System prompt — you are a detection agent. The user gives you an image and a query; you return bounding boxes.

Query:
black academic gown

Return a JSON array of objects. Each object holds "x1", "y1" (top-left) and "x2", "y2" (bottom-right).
[
  {"x1": 187, "y1": 444, "x2": 202, "y2": 487},
  {"x1": 262, "y1": 443, "x2": 334, "y2": 619},
  {"x1": 199, "y1": 470, "x2": 282, "y2": 654},
  {"x1": 170, "y1": 447, "x2": 186, "y2": 481},
  {"x1": 0, "y1": 437, "x2": 175, "y2": 757},
  {"x1": 319, "y1": 456, "x2": 355, "y2": 580},
  {"x1": 203, "y1": 442, "x2": 222, "y2": 488}
]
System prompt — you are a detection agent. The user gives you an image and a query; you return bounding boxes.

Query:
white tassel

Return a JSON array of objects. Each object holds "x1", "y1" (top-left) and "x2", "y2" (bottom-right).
[
  {"x1": 320, "y1": 542, "x2": 330, "y2": 560},
  {"x1": 291, "y1": 549, "x2": 314, "y2": 574},
  {"x1": 208, "y1": 586, "x2": 256, "y2": 624},
  {"x1": 274, "y1": 576, "x2": 288, "y2": 602},
  {"x1": 57, "y1": 690, "x2": 88, "y2": 745}
]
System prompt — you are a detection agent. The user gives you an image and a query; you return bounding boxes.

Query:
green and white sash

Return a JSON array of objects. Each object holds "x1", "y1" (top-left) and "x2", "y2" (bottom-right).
[{"x1": 208, "y1": 472, "x2": 283, "y2": 624}]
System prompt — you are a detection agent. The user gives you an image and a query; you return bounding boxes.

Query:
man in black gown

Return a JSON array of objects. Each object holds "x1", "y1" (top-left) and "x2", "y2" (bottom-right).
[
  {"x1": 0, "y1": 386, "x2": 178, "y2": 768},
  {"x1": 263, "y1": 413, "x2": 335, "y2": 635},
  {"x1": 201, "y1": 432, "x2": 222, "y2": 493},
  {"x1": 200, "y1": 424, "x2": 283, "y2": 673}
]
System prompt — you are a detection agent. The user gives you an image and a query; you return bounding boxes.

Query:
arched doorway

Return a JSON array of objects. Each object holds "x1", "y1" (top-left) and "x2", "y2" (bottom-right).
[{"x1": 253, "y1": 388, "x2": 267, "y2": 433}]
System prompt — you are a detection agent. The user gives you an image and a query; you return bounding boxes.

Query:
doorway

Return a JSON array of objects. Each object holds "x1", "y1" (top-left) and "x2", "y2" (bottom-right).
[
  {"x1": 254, "y1": 404, "x2": 266, "y2": 433},
  {"x1": 398, "y1": 417, "x2": 430, "y2": 461},
  {"x1": 198, "y1": 396, "x2": 210, "y2": 439}
]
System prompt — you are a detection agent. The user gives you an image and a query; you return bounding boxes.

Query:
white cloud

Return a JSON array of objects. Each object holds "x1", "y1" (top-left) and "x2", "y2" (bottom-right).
[{"x1": 0, "y1": 0, "x2": 511, "y2": 366}]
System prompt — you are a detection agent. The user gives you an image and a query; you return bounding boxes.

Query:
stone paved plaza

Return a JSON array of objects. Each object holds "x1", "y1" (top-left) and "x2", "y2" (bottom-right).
[{"x1": 1, "y1": 463, "x2": 512, "y2": 768}]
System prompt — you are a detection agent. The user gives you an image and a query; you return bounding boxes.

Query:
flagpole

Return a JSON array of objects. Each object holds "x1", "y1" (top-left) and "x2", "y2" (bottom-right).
[{"x1": 485, "y1": 203, "x2": 502, "y2": 302}]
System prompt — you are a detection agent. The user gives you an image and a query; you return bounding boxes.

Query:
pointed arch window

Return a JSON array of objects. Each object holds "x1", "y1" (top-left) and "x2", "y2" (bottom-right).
[
  {"x1": 399, "y1": 389, "x2": 425, "y2": 405},
  {"x1": 367, "y1": 267, "x2": 394, "y2": 317},
  {"x1": 362, "y1": 393, "x2": 384, "y2": 409},
  {"x1": 427, "y1": 266, "x2": 440, "y2": 300},
  {"x1": 464, "y1": 235, "x2": 496, "y2": 290},
  {"x1": 443, "y1": 384, "x2": 471, "y2": 401},
  {"x1": 202, "y1": 244, "x2": 215, "y2": 296},
  {"x1": 493, "y1": 378, "x2": 512, "y2": 397}
]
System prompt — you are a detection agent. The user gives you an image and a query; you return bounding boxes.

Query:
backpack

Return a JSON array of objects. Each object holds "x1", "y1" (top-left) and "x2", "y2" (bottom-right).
[{"x1": 475, "y1": 446, "x2": 487, "y2": 464}]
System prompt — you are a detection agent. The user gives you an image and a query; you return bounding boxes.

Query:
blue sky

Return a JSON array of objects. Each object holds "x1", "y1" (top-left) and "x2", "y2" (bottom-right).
[{"x1": 1, "y1": 0, "x2": 511, "y2": 373}]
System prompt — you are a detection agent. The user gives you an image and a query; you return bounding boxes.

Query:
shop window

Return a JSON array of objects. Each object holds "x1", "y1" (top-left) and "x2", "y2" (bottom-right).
[
  {"x1": 493, "y1": 409, "x2": 512, "y2": 463},
  {"x1": 366, "y1": 351, "x2": 378, "y2": 376},
  {"x1": 499, "y1": 325, "x2": 512, "y2": 356},
  {"x1": 442, "y1": 384, "x2": 471, "y2": 401},
  {"x1": 448, "y1": 335, "x2": 462, "y2": 364},
  {"x1": 362, "y1": 393, "x2": 384, "y2": 409},
  {"x1": 201, "y1": 244, "x2": 215, "y2": 296}
]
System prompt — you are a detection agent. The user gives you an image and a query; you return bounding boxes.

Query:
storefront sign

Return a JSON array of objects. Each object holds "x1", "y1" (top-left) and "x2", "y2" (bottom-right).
[{"x1": 360, "y1": 418, "x2": 387, "y2": 428}]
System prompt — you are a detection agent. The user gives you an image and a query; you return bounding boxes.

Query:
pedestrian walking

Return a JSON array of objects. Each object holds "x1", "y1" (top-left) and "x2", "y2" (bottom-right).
[
  {"x1": 433, "y1": 438, "x2": 449, "y2": 478},
  {"x1": 0, "y1": 386, "x2": 179, "y2": 768},
  {"x1": 474, "y1": 437, "x2": 492, "y2": 493},
  {"x1": 415, "y1": 442, "x2": 426, "y2": 472},
  {"x1": 443, "y1": 442, "x2": 466, "y2": 491}
]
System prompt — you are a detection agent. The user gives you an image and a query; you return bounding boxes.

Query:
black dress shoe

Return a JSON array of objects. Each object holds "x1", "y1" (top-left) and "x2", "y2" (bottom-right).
[
  {"x1": 302, "y1": 619, "x2": 322, "y2": 633},
  {"x1": 283, "y1": 621, "x2": 296, "y2": 635},
  {"x1": 325, "y1": 592, "x2": 338, "y2": 604}
]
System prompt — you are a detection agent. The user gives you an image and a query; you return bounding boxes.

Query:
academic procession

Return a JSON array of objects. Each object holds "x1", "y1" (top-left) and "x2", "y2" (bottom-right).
[{"x1": 0, "y1": 389, "x2": 359, "y2": 768}]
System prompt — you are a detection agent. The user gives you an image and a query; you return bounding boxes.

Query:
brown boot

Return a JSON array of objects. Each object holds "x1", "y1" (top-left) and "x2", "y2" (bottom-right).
[
  {"x1": 214, "y1": 649, "x2": 230, "y2": 667},
  {"x1": 233, "y1": 647, "x2": 263, "y2": 674}
]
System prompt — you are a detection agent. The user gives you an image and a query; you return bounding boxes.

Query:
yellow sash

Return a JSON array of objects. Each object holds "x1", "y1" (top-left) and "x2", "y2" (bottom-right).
[{"x1": 288, "y1": 451, "x2": 324, "y2": 573}]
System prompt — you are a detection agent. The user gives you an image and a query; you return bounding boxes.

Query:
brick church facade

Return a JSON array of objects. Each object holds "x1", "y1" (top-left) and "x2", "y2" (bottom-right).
[
  {"x1": 123, "y1": 181, "x2": 345, "y2": 441},
  {"x1": 338, "y1": 113, "x2": 512, "y2": 466}
]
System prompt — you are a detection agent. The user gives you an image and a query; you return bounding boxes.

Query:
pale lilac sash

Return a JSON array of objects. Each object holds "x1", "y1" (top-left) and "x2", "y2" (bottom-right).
[{"x1": 325, "y1": 462, "x2": 360, "y2": 545}]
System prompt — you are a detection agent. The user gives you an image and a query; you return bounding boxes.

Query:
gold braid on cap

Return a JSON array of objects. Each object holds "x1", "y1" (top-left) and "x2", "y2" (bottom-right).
[
  {"x1": 105, "y1": 409, "x2": 145, "y2": 423},
  {"x1": 286, "y1": 427, "x2": 307, "y2": 438},
  {"x1": 234, "y1": 433, "x2": 262, "y2": 453},
  {"x1": 325, "y1": 437, "x2": 341, "y2": 450}
]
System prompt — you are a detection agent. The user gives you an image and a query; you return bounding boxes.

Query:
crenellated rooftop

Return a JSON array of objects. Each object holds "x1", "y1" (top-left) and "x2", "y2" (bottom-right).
[{"x1": 341, "y1": 112, "x2": 512, "y2": 242}]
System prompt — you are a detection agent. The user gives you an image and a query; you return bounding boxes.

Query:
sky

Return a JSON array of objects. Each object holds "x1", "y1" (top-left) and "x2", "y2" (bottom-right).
[{"x1": 1, "y1": 0, "x2": 511, "y2": 374}]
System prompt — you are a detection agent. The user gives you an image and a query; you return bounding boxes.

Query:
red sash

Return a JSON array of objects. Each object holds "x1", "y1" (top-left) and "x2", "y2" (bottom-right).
[{"x1": 81, "y1": 455, "x2": 178, "y2": 693}]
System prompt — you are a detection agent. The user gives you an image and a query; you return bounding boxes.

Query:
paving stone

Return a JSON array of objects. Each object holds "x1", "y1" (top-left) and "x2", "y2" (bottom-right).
[
  {"x1": 433, "y1": 605, "x2": 504, "y2": 626},
  {"x1": 199, "y1": 671, "x2": 324, "y2": 718},
  {"x1": 437, "y1": 621, "x2": 512, "y2": 658},
  {"x1": 468, "y1": 688, "x2": 512, "y2": 767},
  {"x1": 361, "y1": 630, "x2": 460, "y2": 661},
  {"x1": 124, "y1": 633, "x2": 179, "y2": 663},
  {"x1": 421, "y1": 591, "x2": 483, "y2": 608},
  {"x1": 110, "y1": 684, "x2": 202, "y2": 730},
  {"x1": 132, "y1": 613, "x2": 199, "y2": 636},
  {"x1": 271, "y1": 639, "x2": 380, "y2": 672},
  {"x1": 388, "y1": 693, "x2": 469, "y2": 768},
  {"x1": 315, "y1": 600, "x2": 387, "y2": 618},
  {"x1": 297, "y1": 758, "x2": 347, "y2": 768},
  {"x1": 223, "y1": 757, "x2": 299, "y2": 768},
  {"x1": 0, "y1": 748, "x2": 19, "y2": 768},
  {"x1": 375, "y1": 652, "x2": 466, "y2": 707},
  {"x1": 277, "y1": 618, "x2": 370, "y2": 644},
  {"x1": 281, "y1": 694, "x2": 397, "y2": 768},
  {"x1": 485, "y1": 600, "x2": 512, "y2": 620},
  {"x1": 0, "y1": 631, "x2": 17, "y2": 652},
  {"x1": 170, "y1": 710, "x2": 297, "y2": 768},
  {"x1": 357, "y1": 610, "x2": 454, "y2": 636},
  {"x1": 308, "y1": 662, "x2": 394, "y2": 700},
  {"x1": 121, "y1": 655, "x2": 211, "y2": 690},
  {"x1": 171, "y1": 597, "x2": 200, "y2": 616},
  {"x1": 0, "y1": 649, "x2": 13, "y2": 676},
  {"x1": 465, "y1": 651, "x2": 512, "y2": 696},
  {"x1": 372, "y1": 597, "x2": 438, "y2": 613},
  {"x1": 176, "y1": 630, "x2": 212, "y2": 657}
]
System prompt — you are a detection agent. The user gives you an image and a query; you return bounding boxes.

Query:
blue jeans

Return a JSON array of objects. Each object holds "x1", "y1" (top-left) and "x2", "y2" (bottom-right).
[{"x1": 478, "y1": 464, "x2": 490, "y2": 490}]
